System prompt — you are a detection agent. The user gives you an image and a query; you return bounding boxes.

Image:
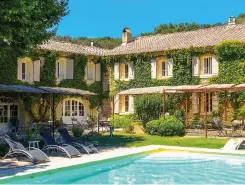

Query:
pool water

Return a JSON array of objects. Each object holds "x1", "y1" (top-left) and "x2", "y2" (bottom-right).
[{"x1": 3, "y1": 151, "x2": 245, "y2": 184}]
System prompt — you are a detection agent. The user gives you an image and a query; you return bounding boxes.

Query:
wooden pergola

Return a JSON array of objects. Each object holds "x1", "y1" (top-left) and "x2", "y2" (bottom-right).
[
  {"x1": 117, "y1": 84, "x2": 245, "y2": 138},
  {"x1": 162, "y1": 84, "x2": 245, "y2": 138}
]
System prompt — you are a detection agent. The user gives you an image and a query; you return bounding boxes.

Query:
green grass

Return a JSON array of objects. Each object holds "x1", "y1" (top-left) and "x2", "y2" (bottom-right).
[{"x1": 90, "y1": 132, "x2": 229, "y2": 149}]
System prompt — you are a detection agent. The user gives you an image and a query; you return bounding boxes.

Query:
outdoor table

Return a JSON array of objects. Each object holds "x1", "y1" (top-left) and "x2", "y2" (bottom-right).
[{"x1": 28, "y1": 140, "x2": 40, "y2": 149}]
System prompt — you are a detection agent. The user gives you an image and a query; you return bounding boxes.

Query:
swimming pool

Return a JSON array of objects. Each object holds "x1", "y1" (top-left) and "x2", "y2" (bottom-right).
[{"x1": 2, "y1": 150, "x2": 245, "y2": 184}]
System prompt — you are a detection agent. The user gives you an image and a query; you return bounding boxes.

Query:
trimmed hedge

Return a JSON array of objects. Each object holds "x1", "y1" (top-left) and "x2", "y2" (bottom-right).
[
  {"x1": 146, "y1": 115, "x2": 185, "y2": 137},
  {"x1": 158, "y1": 116, "x2": 185, "y2": 136},
  {"x1": 146, "y1": 120, "x2": 160, "y2": 135}
]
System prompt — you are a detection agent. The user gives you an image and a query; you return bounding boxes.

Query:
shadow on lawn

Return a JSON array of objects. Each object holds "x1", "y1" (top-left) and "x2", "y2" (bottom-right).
[{"x1": 90, "y1": 133, "x2": 145, "y2": 147}]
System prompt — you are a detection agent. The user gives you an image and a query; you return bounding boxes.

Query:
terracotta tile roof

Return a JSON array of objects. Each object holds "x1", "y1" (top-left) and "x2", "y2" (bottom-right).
[
  {"x1": 108, "y1": 24, "x2": 245, "y2": 55},
  {"x1": 38, "y1": 24, "x2": 245, "y2": 56},
  {"x1": 38, "y1": 40, "x2": 109, "y2": 56}
]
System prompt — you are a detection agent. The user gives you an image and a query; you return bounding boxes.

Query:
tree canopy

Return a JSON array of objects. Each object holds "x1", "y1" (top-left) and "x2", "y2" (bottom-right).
[{"x1": 0, "y1": 0, "x2": 69, "y2": 56}]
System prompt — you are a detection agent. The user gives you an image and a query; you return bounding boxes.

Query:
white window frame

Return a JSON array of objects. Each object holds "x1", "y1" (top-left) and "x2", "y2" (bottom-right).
[
  {"x1": 203, "y1": 57, "x2": 212, "y2": 74},
  {"x1": 63, "y1": 100, "x2": 85, "y2": 117},
  {"x1": 0, "y1": 97, "x2": 19, "y2": 123}
]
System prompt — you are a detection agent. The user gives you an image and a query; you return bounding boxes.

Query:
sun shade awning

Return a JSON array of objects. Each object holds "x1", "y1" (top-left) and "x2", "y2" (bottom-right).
[
  {"x1": 0, "y1": 84, "x2": 97, "y2": 96},
  {"x1": 0, "y1": 84, "x2": 48, "y2": 94},
  {"x1": 117, "y1": 84, "x2": 245, "y2": 95},
  {"x1": 39, "y1": 87, "x2": 97, "y2": 96}
]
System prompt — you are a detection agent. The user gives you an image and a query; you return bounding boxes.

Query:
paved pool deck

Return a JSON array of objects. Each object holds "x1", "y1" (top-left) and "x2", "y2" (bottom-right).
[{"x1": 1, "y1": 145, "x2": 245, "y2": 181}]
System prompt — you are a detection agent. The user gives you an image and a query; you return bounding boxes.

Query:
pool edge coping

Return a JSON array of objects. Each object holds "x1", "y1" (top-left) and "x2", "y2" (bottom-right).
[{"x1": 1, "y1": 145, "x2": 245, "y2": 183}]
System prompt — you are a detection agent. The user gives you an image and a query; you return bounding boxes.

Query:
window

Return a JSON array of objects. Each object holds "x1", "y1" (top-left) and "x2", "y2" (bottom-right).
[
  {"x1": 72, "y1": 100, "x2": 78, "y2": 116},
  {"x1": 87, "y1": 62, "x2": 94, "y2": 80},
  {"x1": 22, "y1": 62, "x2": 26, "y2": 80},
  {"x1": 161, "y1": 62, "x2": 168, "y2": 77},
  {"x1": 204, "y1": 57, "x2": 212, "y2": 74},
  {"x1": 125, "y1": 64, "x2": 129, "y2": 79},
  {"x1": 125, "y1": 95, "x2": 129, "y2": 112},
  {"x1": 63, "y1": 100, "x2": 85, "y2": 117},
  {"x1": 57, "y1": 62, "x2": 60, "y2": 78},
  {"x1": 204, "y1": 93, "x2": 213, "y2": 112},
  {"x1": 10, "y1": 105, "x2": 18, "y2": 120},
  {"x1": 0, "y1": 101, "x2": 18, "y2": 123},
  {"x1": 0, "y1": 105, "x2": 8, "y2": 123},
  {"x1": 64, "y1": 100, "x2": 70, "y2": 116},
  {"x1": 79, "y1": 102, "x2": 84, "y2": 116}
]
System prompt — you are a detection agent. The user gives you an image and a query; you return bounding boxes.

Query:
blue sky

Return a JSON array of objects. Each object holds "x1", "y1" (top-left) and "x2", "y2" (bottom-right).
[{"x1": 56, "y1": 0, "x2": 245, "y2": 38}]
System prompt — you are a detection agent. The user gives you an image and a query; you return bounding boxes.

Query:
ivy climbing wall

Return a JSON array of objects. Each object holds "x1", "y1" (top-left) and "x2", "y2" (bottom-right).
[{"x1": 106, "y1": 41, "x2": 245, "y2": 122}]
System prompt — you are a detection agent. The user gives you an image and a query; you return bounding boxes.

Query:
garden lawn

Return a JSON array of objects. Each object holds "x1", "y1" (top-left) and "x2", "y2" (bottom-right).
[{"x1": 91, "y1": 132, "x2": 229, "y2": 149}]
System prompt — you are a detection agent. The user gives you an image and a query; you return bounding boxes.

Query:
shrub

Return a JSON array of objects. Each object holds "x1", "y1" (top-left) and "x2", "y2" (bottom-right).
[
  {"x1": 188, "y1": 114, "x2": 204, "y2": 129},
  {"x1": 146, "y1": 120, "x2": 160, "y2": 135},
  {"x1": 134, "y1": 94, "x2": 162, "y2": 126},
  {"x1": 110, "y1": 115, "x2": 134, "y2": 133},
  {"x1": 87, "y1": 115, "x2": 97, "y2": 132},
  {"x1": 158, "y1": 116, "x2": 185, "y2": 136},
  {"x1": 173, "y1": 109, "x2": 186, "y2": 123},
  {"x1": 72, "y1": 127, "x2": 84, "y2": 138}
]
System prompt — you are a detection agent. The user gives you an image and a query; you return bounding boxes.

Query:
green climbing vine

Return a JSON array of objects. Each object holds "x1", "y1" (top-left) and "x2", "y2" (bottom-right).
[
  {"x1": 107, "y1": 41, "x2": 245, "y2": 119},
  {"x1": 210, "y1": 40, "x2": 245, "y2": 120}
]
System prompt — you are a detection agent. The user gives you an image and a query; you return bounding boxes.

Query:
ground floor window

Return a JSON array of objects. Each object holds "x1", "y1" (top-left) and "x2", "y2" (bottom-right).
[
  {"x1": 63, "y1": 100, "x2": 85, "y2": 117},
  {"x1": 125, "y1": 95, "x2": 129, "y2": 112},
  {"x1": 0, "y1": 103, "x2": 19, "y2": 123},
  {"x1": 203, "y1": 92, "x2": 213, "y2": 112}
]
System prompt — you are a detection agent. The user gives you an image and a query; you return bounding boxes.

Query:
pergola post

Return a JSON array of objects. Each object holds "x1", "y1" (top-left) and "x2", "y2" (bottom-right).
[
  {"x1": 185, "y1": 93, "x2": 188, "y2": 127},
  {"x1": 162, "y1": 89, "x2": 166, "y2": 118},
  {"x1": 112, "y1": 95, "x2": 115, "y2": 115},
  {"x1": 224, "y1": 92, "x2": 227, "y2": 121},
  {"x1": 204, "y1": 89, "x2": 208, "y2": 138},
  {"x1": 97, "y1": 95, "x2": 100, "y2": 133},
  {"x1": 52, "y1": 93, "x2": 55, "y2": 137}
]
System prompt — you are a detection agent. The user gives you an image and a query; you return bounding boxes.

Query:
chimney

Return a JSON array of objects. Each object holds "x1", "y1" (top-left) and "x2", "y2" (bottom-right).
[
  {"x1": 122, "y1": 27, "x2": 132, "y2": 44},
  {"x1": 90, "y1": 41, "x2": 94, "y2": 46},
  {"x1": 228, "y1": 16, "x2": 236, "y2": 25}
]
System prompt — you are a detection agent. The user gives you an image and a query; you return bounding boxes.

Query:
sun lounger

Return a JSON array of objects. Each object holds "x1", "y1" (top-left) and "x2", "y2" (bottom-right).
[
  {"x1": 40, "y1": 131, "x2": 81, "y2": 158},
  {"x1": 58, "y1": 128, "x2": 99, "y2": 154},
  {"x1": 3, "y1": 134, "x2": 49, "y2": 163}
]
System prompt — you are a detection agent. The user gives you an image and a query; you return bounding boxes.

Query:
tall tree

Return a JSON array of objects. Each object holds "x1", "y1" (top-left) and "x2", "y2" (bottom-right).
[{"x1": 0, "y1": 0, "x2": 69, "y2": 56}]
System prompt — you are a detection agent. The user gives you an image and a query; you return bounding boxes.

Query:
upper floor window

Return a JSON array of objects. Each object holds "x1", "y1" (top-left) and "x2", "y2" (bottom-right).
[
  {"x1": 56, "y1": 58, "x2": 74, "y2": 83},
  {"x1": 155, "y1": 58, "x2": 173, "y2": 79},
  {"x1": 21, "y1": 62, "x2": 26, "y2": 80},
  {"x1": 114, "y1": 62, "x2": 134, "y2": 81},
  {"x1": 57, "y1": 62, "x2": 60, "y2": 78},
  {"x1": 161, "y1": 62, "x2": 168, "y2": 77},
  {"x1": 204, "y1": 57, "x2": 212, "y2": 74},
  {"x1": 18, "y1": 57, "x2": 40, "y2": 83},
  {"x1": 195, "y1": 55, "x2": 218, "y2": 77},
  {"x1": 125, "y1": 64, "x2": 129, "y2": 79},
  {"x1": 87, "y1": 61, "x2": 94, "y2": 80}
]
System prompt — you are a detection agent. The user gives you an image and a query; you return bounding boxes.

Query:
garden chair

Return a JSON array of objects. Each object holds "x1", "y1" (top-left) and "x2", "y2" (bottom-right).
[
  {"x1": 58, "y1": 128, "x2": 98, "y2": 154},
  {"x1": 40, "y1": 131, "x2": 81, "y2": 158},
  {"x1": 3, "y1": 134, "x2": 50, "y2": 163},
  {"x1": 214, "y1": 120, "x2": 226, "y2": 137}
]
